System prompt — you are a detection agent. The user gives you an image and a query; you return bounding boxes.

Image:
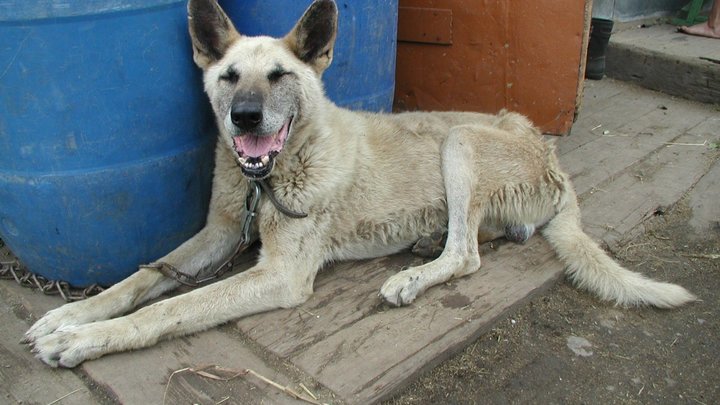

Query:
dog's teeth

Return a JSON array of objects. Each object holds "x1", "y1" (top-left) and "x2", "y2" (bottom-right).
[{"x1": 239, "y1": 156, "x2": 271, "y2": 171}]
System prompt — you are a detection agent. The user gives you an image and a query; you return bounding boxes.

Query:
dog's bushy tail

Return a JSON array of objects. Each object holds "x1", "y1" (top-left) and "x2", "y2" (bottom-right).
[{"x1": 541, "y1": 192, "x2": 696, "y2": 308}]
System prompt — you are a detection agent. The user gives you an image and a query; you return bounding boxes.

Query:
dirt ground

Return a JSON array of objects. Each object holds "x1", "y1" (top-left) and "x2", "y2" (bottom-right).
[{"x1": 386, "y1": 196, "x2": 719, "y2": 405}]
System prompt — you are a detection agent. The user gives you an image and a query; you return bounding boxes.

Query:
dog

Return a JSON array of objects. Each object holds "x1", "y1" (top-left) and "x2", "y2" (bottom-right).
[{"x1": 24, "y1": 0, "x2": 696, "y2": 368}]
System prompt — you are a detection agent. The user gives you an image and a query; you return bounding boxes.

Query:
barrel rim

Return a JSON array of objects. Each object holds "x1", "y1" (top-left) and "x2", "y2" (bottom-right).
[{"x1": 0, "y1": 0, "x2": 184, "y2": 23}]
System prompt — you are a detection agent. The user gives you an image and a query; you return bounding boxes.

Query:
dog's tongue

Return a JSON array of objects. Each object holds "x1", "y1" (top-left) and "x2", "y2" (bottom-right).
[
  {"x1": 232, "y1": 120, "x2": 289, "y2": 158},
  {"x1": 233, "y1": 135, "x2": 276, "y2": 157}
]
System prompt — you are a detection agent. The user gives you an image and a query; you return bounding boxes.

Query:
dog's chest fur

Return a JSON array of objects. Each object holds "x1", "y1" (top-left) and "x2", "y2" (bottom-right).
[{"x1": 252, "y1": 108, "x2": 457, "y2": 261}]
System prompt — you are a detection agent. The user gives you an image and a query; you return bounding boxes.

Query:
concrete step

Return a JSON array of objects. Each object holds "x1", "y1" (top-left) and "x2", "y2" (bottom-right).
[{"x1": 605, "y1": 23, "x2": 720, "y2": 105}]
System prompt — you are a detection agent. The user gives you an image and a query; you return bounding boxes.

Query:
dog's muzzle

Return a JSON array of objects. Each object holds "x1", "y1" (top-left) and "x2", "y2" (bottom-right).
[{"x1": 231, "y1": 116, "x2": 292, "y2": 180}]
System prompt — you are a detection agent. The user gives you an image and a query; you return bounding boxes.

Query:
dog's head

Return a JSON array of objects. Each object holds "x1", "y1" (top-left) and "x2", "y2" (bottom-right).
[{"x1": 188, "y1": 0, "x2": 338, "y2": 180}]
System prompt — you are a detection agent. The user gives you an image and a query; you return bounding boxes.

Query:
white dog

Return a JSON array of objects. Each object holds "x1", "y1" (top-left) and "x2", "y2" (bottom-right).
[{"x1": 25, "y1": 0, "x2": 695, "y2": 368}]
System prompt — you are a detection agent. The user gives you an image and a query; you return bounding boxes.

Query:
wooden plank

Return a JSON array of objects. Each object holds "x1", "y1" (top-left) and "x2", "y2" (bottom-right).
[
  {"x1": 238, "y1": 236, "x2": 561, "y2": 404},
  {"x1": 579, "y1": 127, "x2": 719, "y2": 247},
  {"x1": 0, "y1": 284, "x2": 101, "y2": 405},
  {"x1": 238, "y1": 254, "x2": 427, "y2": 358},
  {"x1": 561, "y1": 98, "x2": 653, "y2": 154},
  {"x1": 561, "y1": 97, "x2": 713, "y2": 196},
  {"x1": 574, "y1": 79, "x2": 627, "y2": 121},
  {"x1": 559, "y1": 80, "x2": 666, "y2": 156},
  {"x1": 80, "y1": 329, "x2": 318, "y2": 405},
  {"x1": 290, "y1": 240, "x2": 560, "y2": 403}
]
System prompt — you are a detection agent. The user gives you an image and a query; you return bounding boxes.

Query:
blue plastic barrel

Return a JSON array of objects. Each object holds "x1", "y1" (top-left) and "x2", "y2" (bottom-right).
[
  {"x1": 219, "y1": 0, "x2": 398, "y2": 112},
  {"x1": 0, "y1": 1, "x2": 215, "y2": 287}
]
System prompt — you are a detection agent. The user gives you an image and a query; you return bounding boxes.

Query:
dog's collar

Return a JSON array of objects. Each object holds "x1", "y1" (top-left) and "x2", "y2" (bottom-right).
[{"x1": 252, "y1": 179, "x2": 308, "y2": 219}]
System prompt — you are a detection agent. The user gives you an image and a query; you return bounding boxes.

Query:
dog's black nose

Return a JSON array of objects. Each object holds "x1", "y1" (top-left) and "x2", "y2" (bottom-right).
[{"x1": 231, "y1": 101, "x2": 263, "y2": 131}]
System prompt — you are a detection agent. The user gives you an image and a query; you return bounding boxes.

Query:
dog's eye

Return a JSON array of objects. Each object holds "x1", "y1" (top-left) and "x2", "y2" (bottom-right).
[
  {"x1": 267, "y1": 68, "x2": 291, "y2": 83},
  {"x1": 219, "y1": 67, "x2": 239, "y2": 83}
]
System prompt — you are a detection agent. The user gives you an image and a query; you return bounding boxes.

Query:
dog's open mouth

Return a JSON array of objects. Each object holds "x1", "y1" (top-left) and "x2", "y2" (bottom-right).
[{"x1": 232, "y1": 117, "x2": 292, "y2": 179}]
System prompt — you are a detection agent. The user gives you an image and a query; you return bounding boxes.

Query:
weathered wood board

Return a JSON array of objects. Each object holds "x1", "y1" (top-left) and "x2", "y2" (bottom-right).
[
  {"x1": 0, "y1": 288, "x2": 101, "y2": 405},
  {"x1": 560, "y1": 94, "x2": 714, "y2": 196},
  {"x1": 580, "y1": 129, "x2": 718, "y2": 248},
  {"x1": 0, "y1": 272, "x2": 317, "y2": 405},
  {"x1": 238, "y1": 238, "x2": 560, "y2": 403}
]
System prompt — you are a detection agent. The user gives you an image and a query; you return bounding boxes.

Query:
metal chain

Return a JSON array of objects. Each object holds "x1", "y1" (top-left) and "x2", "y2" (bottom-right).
[
  {"x1": 0, "y1": 240, "x2": 104, "y2": 302},
  {"x1": 0, "y1": 179, "x2": 297, "y2": 297},
  {"x1": 140, "y1": 239, "x2": 251, "y2": 288},
  {"x1": 140, "y1": 181, "x2": 263, "y2": 287}
]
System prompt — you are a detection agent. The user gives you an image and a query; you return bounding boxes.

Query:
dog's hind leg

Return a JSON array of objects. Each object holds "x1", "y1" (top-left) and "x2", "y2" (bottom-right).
[
  {"x1": 411, "y1": 229, "x2": 447, "y2": 258},
  {"x1": 381, "y1": 128, "x2": 484, "y2": 306}
]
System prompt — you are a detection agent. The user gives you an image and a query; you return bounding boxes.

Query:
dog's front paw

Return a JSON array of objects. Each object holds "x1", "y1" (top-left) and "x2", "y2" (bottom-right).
[
  {"x1": 24, "y1": 302, "x2": 88, "y2": 344},
  {"x1": 380, "y1": 271, "x2": 425, "y2": 306},
  {"x1": 31, "y1": 324, "x2": 107, "y2": 368}
]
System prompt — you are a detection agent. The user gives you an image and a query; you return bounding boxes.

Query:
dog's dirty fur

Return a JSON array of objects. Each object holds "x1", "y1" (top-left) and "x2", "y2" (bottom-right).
[{"x1": 24, "y1": 0, "x2": 695, "y2": 368}]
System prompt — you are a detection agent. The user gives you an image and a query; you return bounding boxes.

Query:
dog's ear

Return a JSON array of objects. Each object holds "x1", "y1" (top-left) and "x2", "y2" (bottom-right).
[
  {"x1": 187, "y1": 0, "x2": 241, "y2": 69},
  {"x1": 284, "y1": 0, "x2": 338, "y2": 74}
]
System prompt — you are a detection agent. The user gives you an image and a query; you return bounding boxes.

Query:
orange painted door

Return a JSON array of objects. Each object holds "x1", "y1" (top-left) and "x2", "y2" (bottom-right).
[{"x1": 394, "y1": 0, "x2": 591, "y2": 135}]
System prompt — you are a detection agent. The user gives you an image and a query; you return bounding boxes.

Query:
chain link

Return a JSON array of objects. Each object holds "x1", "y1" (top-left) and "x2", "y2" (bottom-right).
[
  {"x1": 140, "y1": 181, "x2": 262, "y2": 287},
  {"x1": 0, "y1": 240, "x2": 104, "y2": 302}
]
